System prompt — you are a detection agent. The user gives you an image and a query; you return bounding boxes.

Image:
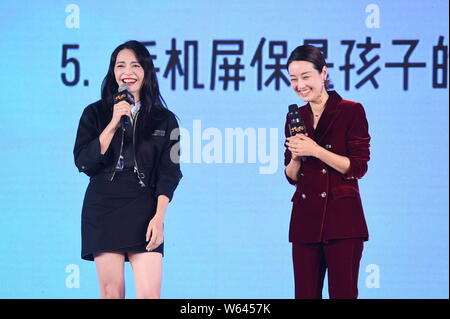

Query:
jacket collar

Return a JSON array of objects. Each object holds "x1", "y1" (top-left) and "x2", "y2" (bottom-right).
[{"x1": 300, "y1": 90, "x2": 343, "y2": 143}]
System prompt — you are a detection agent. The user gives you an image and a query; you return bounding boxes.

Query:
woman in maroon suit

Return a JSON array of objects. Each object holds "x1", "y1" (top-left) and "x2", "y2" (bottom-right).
[{"x1": 285, "y1": 45, "x2": 371, "y2": 299}]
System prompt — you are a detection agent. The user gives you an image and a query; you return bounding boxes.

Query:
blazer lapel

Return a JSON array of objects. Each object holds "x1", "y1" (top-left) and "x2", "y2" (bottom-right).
[{"x1": 312, "y1": 91, "x2": 343, "y2": 143}]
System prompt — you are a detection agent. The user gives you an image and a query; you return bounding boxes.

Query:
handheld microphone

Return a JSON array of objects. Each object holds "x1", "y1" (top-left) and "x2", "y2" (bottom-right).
[
  {"x1": 113, "y1": 84, "x2": 135, "y2": 128},
  {"x1": 288, "y1": 104, "x2": 307, "y2": 162}
]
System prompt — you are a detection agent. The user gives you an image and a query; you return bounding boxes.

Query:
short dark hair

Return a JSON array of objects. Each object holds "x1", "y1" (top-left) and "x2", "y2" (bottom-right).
[{"x1": 286, "y1": 44, "x2": 332, "y2": 89}]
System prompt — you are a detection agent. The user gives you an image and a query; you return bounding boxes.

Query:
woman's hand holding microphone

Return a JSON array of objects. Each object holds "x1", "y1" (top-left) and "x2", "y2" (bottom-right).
[
  {"x1": 99, "y1": 100, "x2": 133, "y2": 155},
  {"x1": 110, "y1": 100, "x2": 133, "y2": 130}
]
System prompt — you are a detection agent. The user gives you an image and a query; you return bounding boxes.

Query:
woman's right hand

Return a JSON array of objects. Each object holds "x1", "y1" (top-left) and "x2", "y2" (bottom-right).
[
  {"x1": 110, "y1": 100, "x2": 132, "y2": 130},
  {"x1": 286, "y1": 134, "x2": 303, "y2": 160}
]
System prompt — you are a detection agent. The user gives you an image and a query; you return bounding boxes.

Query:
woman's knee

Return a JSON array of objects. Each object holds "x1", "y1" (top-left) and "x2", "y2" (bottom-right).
[{"x1": 100, "y1": 282, "x2": 125, "y2": 299}]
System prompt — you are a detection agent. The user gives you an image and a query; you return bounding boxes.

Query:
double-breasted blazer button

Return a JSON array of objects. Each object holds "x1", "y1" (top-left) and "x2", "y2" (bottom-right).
[
  {"x1": 81, "y1": 165, "x2": 86, "y2": 170},
  {"x1": 325, "y1": 144, "x2": 332, "y2": 149},
  {"x1": 321, "y1": 169, "x2": 327, "y2": 174},
  {"x1": 321, "y1": 192, "x2": 327, "y2": 198},
  {"x1": 301, "y1": 193, "x2": 306, "y2": 199}
]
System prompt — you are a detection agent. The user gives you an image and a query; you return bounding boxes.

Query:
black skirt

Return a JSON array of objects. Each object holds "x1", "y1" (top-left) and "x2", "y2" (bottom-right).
[{"x1": 81, "y1": 171, "x2": 163, "y2": 261}]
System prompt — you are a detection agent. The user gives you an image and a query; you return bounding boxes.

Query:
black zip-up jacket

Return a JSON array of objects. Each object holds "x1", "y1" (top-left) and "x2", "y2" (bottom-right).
[{"x1": 73, "y1": 100, "x2": 182, "y2": 201}]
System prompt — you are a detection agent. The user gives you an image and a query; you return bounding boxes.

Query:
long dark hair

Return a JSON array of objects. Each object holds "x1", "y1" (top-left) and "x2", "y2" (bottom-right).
[
  {"x1": 286, "y1": 44, "x2": 333, "y2": 89},
  {"x1": 101, "y1": 40, "x2": 169, "y2": 130}
]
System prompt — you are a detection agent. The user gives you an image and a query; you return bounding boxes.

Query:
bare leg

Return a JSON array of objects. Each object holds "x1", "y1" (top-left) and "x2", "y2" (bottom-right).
[
  {"x1": 93, "y1": 252, "x2": 126, "y2": 299},
  {"x1": 128, "y1": 252, "x2": 162, "y2": 299}
]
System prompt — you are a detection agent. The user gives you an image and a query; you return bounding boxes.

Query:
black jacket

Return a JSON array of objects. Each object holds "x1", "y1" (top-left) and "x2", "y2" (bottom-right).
[{"x1": 73, "y1": 100, "x2": 182, "y2": 201}]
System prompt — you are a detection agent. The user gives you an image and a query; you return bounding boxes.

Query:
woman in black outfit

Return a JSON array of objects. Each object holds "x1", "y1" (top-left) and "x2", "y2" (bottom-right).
[{"x1": 73, "y1": 40, "x2": 182, "y2": 299}]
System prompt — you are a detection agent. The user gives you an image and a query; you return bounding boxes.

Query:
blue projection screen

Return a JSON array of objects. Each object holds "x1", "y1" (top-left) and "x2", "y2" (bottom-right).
[{"x1": 0, "y1": 0, "x2": 448, "y2": 299}]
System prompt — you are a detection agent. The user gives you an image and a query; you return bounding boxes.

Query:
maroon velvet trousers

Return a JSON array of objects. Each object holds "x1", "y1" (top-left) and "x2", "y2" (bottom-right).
[{"x1": 292, "y1": 238, "x2": 364, "y2": 299}]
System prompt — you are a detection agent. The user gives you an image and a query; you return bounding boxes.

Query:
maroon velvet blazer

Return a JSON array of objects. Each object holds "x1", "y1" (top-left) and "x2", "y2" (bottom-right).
[{"x1": 284, "y1": 91, "x2": 370, "y2": 243}]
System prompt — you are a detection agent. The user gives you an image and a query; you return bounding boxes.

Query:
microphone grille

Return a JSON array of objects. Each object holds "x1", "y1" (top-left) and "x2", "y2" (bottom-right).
[{"x1": 288, "y1": 104, "x2": 298, "y2": 112}]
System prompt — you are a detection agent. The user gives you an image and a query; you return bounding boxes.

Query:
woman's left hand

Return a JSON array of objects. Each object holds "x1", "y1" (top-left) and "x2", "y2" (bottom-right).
[
  {"x1": 287, "y1": 133, "x2": 320, "y2": 157},
  {"x1": 146, "y1": 217, "x2": 164, "y2": 251}
]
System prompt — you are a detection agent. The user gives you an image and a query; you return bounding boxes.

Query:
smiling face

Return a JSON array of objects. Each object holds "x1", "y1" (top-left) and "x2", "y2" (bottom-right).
[
  {"x1": 288, "y1": 61, "x2": 327, "y2": 104},
  {"x1": 114, "y1": 49, "x2": 144, "y2": 102}
]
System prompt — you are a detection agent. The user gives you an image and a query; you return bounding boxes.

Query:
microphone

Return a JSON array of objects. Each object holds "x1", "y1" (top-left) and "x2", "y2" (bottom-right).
[
  {"x1": 113, "y1": 84, "x2": 135, "y2": 128},
  {"x1": 288, "y1": 104, "x2": 307, "y2": 162}
]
